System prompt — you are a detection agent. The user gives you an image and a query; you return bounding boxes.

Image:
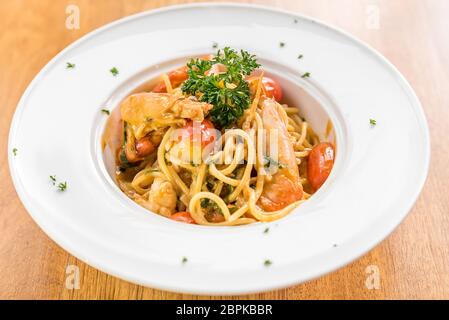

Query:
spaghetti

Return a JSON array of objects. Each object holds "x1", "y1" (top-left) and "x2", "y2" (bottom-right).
[{"x1": 104, "y1": 48, "x2": 335, "y2": 226}]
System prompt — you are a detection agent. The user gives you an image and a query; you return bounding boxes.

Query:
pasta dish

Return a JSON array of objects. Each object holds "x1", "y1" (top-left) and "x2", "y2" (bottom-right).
[{"x1": 103, "y1": 48, "x2": 335, "y2": 226}]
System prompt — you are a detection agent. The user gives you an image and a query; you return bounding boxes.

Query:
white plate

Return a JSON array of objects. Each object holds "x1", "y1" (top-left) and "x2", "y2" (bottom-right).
[{"x1": 8, "y1": 3, "x2": 430, "y2": 295}]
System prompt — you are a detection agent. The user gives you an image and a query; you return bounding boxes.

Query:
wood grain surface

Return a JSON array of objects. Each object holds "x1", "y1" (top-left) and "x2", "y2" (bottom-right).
[{"x1": 0, "y1": 0, "x2": 448, "y2": 300}]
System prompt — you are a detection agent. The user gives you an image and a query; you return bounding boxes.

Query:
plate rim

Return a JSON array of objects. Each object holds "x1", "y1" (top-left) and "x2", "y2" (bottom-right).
[{"x1": 7, "y1": 2, "x2": 431, "y2": 295}]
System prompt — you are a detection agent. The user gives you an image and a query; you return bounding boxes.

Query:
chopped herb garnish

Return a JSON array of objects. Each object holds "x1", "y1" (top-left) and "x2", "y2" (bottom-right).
[
  {"x1": 182, "y1": 256, "x2": 188, "y2": 264},
  {"x1": 301, "y1": 72, "x2": 311, "y2": 78},
  {"x1": 228, "y1": 206, "x2": 238, "y2": 214},
  {"x1": 263, "y1": 156, "x2": 287, "y2": 169},
  {"x1": 182, "y1": 47, "x2": 260, "y2": 128},
  {"x1": 263, "y1": 227, "x2": 270, "y2": 234},
  {"x1": 369, "y1": 118, "x2": 377, "y2": 127},
  {"x1": 206, "y1": 176, "x2": 216, "y2": 190},
  {"x1": 200, "y1": 198, "x2": 209, "y2": 208},
  {"x1": 222, "y1": 184, "x2": 234, "y2": 196},
  {"x1": 264, "y1": 259, "x2": 272, "y2": 267},
  {"x1": 66, "y1": 62, "x2": 75, "y2": 69},
  {"x1": 50, "y1": 175, "x2": 57, "y2": 185},
  {"x1": 298, "y1": 54, "x2": 304, "y2": 59},
  {"x1": 200, "y1": 198, "x2": 221, "y2": 212},
  {"x1": 212, "y1": 42, "x2": 218, "y2": 49},
  {"x1": 58, "y1": 181, "x2": 67, "y2": 192},
  {"x1": 12, "y1": 148, "x2": 18, "y2": 156},
  {"x1": 110, "y1": 67, "x2": 119, "y2": 77},
  {"x1": 101, "y1": 109, "x2": 110, "y2": 115},
  {"x1": 279, "y1": 42, "x2": 285, "y2": 48},
  {"x1": 294, "y1": 19, "x2": 298, "y2": 24},
  {"x1": 200, "y1": 198, "x2": 224, "y2": 222}
]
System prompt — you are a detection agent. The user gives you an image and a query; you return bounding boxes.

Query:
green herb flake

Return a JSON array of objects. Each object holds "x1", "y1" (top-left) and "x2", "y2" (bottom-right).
[
  {"x1": 228, "y1": 206, "x2": 238, "y2": 214},
  {"x1": 182, "y1": 256, "x2": 188, "y2": 264},
  {"x1": 66, "y1": 62, "x2": 75, "y2": 69},
  {"x1": 263, "y1": 156, "x2": 287, "y2": 169},
  {"x1": 369, "y1": 118, "x2": 377, "y2": 127},
  {"x1": 264, "y1": 259, "x2": 272, "y2": 267},
  {"x1": 298, "y1": 54, "x2": 304, "y2": 59},
  {"x1": 50, "y1": 175, "x2": 57, "y2": 185},
  {"x1": 110, "y1": 67, "x2": 119, "y2": 77},
  {"x1": 12, "y1": 148, "x2": 18, "y2": 156},
  {"x1": 58, "y1": 181, "x2": 68, "y2": 192},
  {"x1": 101, "y1": 109, "x2": 110, "y2": 115},
  {"x1": 301, "y1": 72, "x2": 311, "y2": 78},
  {"x1": 263, "y1": 227, "x2": 270, "y2": 234},
  {"x1": 294, "y1": 19, "x2": 298, "y2": 24},
  {"x1": 190, "y1": 161, "x2": 199, "y2": 167},
  {"x1": 279, "y1": 42, "x2": 285, "y2": 48},
  {"x1": 200, "y1": 198, "x2": 210, "y2": 208},
  {"x1": 212, "y1": 42, "x2": 218, "y2": 49}
]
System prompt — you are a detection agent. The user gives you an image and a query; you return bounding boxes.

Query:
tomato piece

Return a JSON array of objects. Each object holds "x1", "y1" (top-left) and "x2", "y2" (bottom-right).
[
  {"x1": 152, "y1": 65, "x2": 189, "y2": 93},
  {"x1": 307, "y1": 143, "x2": 335, "y2": 191},
  {"x1": 170, "y1": 212, "x2": 196, "y2": 224},
  {"x1": 182, "y1": 119, "x2": 216, "y2": 148},
  {"x1": 261, "y1": 77, "x2": 282, "y2": 102},
  {"x1": 135, "y1": 137, "x2": 155, "y2": 158}
]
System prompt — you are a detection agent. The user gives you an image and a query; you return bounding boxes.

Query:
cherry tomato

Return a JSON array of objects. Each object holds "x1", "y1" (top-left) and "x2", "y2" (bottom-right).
[
  {"x1": 307, "y1": 143, "x2": 335, "y2": 191},
  {"x1": 170, "y1": 212, "x2": 196, "y2": 224},
  {"x1": 261, "y1": 77, "x2": 283, "y2": 102},
  {"x1": 182, "y1": 119, "x2": 216, "y2": 148},
  {"x1": 152, "y1": 66, "x2": 189, "y2": 93},
  {"x1": 135, "y1": 137, "x2": 155, "y2": 158}
]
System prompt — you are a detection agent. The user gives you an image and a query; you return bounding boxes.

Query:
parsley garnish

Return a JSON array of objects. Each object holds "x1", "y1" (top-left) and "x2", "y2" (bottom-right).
[
  {"x1": 12, "y1": 148, "x2": 18, "y2": 156},
  {"x1": 110, "y1": 67, "x2": 119, "y2": 77},
  {"x1": 212, "y1": 42, "x2": 218, "y2": 49},
  {"x1": 298, "y1": 54, "x2": 303, "y2": 59},
  {"x1": 66, "y1": 62, "x2": 75, "y2": 69},
  {"x1": 50, "y1": 175, "x2": 57, "y2": 185},
  {"x1": 263, "y1": 227, "x2": 270, "y2": 234},
  {"x1": 182, "y1": 257, "x2": 188, "y2": 264},
  {"x1": 302, "y1": 72, "x2": 311, "y2": 78},
  {"x1": 279, "y1": 42, "x2": 285, "y2": 48},
  {"x1": 264, "y1": 259, "x2": 272, "y2": 267},
  {"x1": 58, "y1": 181, "x2": 68, "y2": 192},
  {"x1": 101, "y1": 109, "x2": 110, "y2": 115},
  {"x1": 370, "y1": 118, "x2": 377, "y2": 127},
  {"x1": 182, "y1": 47, "x2": 260, "y2": 128}
]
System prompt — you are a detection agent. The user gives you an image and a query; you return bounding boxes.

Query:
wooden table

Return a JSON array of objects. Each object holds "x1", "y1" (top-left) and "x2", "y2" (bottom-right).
[{"x1": 1, "y1": 0, "x2": 448, "y2": 300}]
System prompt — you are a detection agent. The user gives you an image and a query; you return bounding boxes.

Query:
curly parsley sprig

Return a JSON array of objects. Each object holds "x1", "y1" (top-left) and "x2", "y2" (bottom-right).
[{"x1": 182, "y1": 47, "x2": 260, "y2": 128}]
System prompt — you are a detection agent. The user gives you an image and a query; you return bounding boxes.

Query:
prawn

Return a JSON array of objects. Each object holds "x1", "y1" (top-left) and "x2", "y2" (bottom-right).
[
  {"x1": 135, "y1": 176, "x2": 177, "y2": 217},
  {"x1": 119, "y1": 92, "x2": 212, "y2": 163},
  {"x1": 257, "y1": 98, "x2": 303, "y2": 211}
]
